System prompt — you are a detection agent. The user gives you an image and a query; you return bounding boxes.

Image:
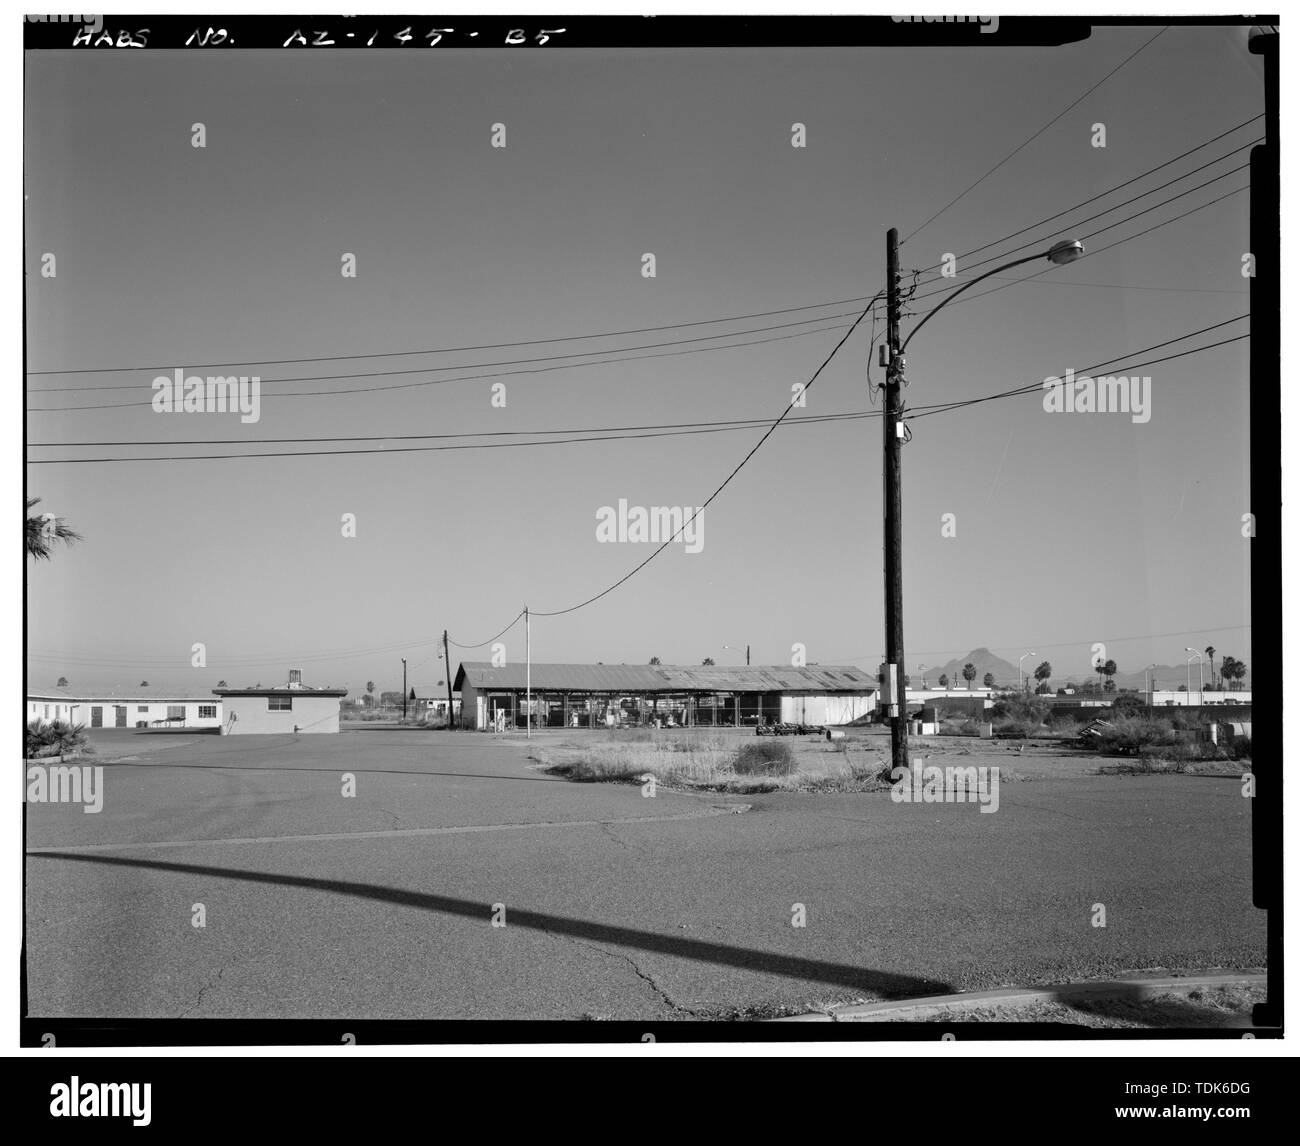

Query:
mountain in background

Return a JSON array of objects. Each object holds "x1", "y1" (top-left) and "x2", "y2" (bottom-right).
[
  {"x1": 913, "y1": 648, "x2": 1021, "y2": 687},
  {"x1": 909, "y1": 649, "x2": 1248, "y2": 691}
]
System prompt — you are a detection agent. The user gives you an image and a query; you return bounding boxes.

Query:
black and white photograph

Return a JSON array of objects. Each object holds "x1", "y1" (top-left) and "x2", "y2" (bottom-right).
[{"x1": 16, "y1": 7, "x2": 1282, "y2": 1085}]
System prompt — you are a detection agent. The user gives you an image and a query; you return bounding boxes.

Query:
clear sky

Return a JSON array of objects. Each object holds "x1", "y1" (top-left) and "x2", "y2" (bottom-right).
[{"x1": 25, "y1": 24, "x2": 1260, "y2": 696}]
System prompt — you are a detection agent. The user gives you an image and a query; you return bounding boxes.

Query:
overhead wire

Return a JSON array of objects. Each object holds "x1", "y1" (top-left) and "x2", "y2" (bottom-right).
[{"x1": 902, "y1": 25, "x2": 1170, "y2": 243}]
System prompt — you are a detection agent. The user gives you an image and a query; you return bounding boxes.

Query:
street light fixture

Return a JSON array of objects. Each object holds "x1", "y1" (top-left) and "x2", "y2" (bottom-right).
[
  {"x1": 723, "y1": 644, "x2": 751, "y2": 666},
  {"x1": 880, "y1": 236, "x2": 1085, "y2": 777},
  {"x1": 1184, "y1": 648, "x2": 1203, "y2": 706},
  {"x1": 1018, "y1": 651, "x2": 1037, "y2": 692}
]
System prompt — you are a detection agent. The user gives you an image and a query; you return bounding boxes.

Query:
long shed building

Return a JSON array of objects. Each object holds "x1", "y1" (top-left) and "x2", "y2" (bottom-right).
[{"x1": 454, "y1": 662, "x2": 875, "y2": 731}]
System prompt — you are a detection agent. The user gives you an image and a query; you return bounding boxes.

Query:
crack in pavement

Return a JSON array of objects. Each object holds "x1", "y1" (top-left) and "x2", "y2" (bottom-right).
[
  {"x1": 598, "y1": 821, "x2": 634, "y2": 854},
  {"x1": 181, "y1": 963, "x2": 229, "y2": 1018},
  {"x1": 543, "y1": 929, "x2": 699, "y2": 1018}
]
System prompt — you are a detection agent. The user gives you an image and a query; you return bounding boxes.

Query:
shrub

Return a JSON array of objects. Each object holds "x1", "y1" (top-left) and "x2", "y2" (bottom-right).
[
  {"x1": 990, "y1": 694, "x2": 1052, "y2": 728},
  {"x1": 993, "y1": 717, "x2": 1036, "y2": 738},
  {"x1": 1094, "y1": 716, "x2": 1176, "y2": 753},
  {"x1": 1108, "y1": 693, "x2": 1149, "y2": 714},
  {"x1": 733, "y1": 739, "x2": 797, "y2": 776},
  {"x1": 944, "y1": 718, "x2": 983, "y2": 736},
  {"x1": 25, "y1": 720, "x2": 90, "y2": 759}
]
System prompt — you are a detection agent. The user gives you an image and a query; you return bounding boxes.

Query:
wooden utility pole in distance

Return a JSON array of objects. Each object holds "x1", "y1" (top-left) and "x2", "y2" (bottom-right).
[
  {"x1": 443, "y1": 629, "x2": 455, "y2": 729},
  {"x1": 883, "y1": 227, "x2": 910, "y2": 776}
]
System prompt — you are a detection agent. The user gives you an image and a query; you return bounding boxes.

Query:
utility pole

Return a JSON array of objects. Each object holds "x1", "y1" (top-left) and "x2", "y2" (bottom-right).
[
  {"x1": 746, "y1": 644, "x2": 750, "y2": 666},
  {"x1": 525, "y1": 605, "x2": 531, "y2": 739},
  {"x1": 443, "y1": 629, "x2": 455, "y2": 729},
  {"x1": 401, "y1": 658, "x2": 407, "y2": 722},
  {"x1": 883, "y1": 227, "x2": 910, "y2": 775}
]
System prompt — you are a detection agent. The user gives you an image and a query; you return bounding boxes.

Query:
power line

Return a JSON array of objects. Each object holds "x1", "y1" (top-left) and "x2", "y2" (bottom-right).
[
  {"x1": 447, "y1": 610, "x2": 527, "y2": 650},
  {"x1": 26, "y1": 317, "x2": 860, "y2": 413},
  {"x1": 28, "y1": 309, "x2": 873, "y2": 397},
  {"x1": 25, "y1": 421, "x2": 853, "y2": 464},
  {"x1": 908, "y1": 113, "x2": 1262, "y2": 277},
  {"x1": 530, "y1": 297, "x2": 883, "y2": 618},
  {"x1": 27, "y1": 636, "x2": 447, "y2": 668},
  {"x1": 26, "y1": 293, "x2": 881, "y2": 378},
  {"x1": 913, "y1": 333, "x2": 1249, "y2": 421},
  {"x1": 902, "y1": 179, "x2": 1250, "y2": 315},
  {"x1": 908, "y1": 316, "x2": 1249, "y2": 421},
  {"x1": 968, "y1": 275, "x2": 1246, "y2": 295},
  {"x1": 907, "y1": 159, "x2": 1251, "y2": 304},
  {"x1": 31, "y1": 318, "x2": 1245, "y2": 463},
  {"x1": 919, "y1": 142, "x2": 1257, "y2": 286},
  {"x1": 30, "y1": 408, "x2": 881, "y2": 449},
  {"x1": 902, "y1": 25, "x2": 1169, "y2": 243}
]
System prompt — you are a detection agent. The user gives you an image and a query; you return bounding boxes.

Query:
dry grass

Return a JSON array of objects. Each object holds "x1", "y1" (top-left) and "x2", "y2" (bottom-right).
[
  {"x1": 910, "y1": 983, "x2": 1262, "y2": 1028},
  {"x1": 530, "y1": 728, "x2": 895, "y2": 793}
]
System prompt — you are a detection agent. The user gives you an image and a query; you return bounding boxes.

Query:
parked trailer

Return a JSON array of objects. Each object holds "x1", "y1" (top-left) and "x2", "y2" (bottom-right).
[{"x1": 756, "y1": 722, "x2": 826, "y2": 737}]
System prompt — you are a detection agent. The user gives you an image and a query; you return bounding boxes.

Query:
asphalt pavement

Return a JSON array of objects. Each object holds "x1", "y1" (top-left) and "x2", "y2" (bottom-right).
[{"x1": 24, "y1": 729, "x2": 1264, "y2": 1020}]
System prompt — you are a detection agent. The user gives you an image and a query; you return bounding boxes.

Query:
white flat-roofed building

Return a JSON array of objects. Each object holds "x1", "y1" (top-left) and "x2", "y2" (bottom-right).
[{"x1": 26, "y1": 690, "x2": 222, "y2": 729}]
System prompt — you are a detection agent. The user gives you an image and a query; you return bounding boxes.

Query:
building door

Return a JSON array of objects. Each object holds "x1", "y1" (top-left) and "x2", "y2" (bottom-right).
[
  {"x1": 90, "y1": 706, "x2": 103, "y2": 727},
  {"x1": 115, "y1": 706, "x2": 128, "y2": 727}
]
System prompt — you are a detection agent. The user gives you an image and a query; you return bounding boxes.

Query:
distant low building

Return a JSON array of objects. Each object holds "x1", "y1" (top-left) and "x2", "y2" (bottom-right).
[{"x1": 1148, "y1": 689, "x2": 1251, "y2": 708}]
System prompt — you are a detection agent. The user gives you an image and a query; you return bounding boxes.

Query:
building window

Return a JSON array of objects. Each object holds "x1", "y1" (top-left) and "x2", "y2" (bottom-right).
[
  {"x1": 138, "y1": 706, "x2": 149, "y2": 713},
  {"x1": 167, "y1": 706, "x2": 185, "y2": 720},
  {"x1": 198, "y1": 705, "x2": 216, "y2": 719},
  {"x1": 44, "y1": 705, "x2": 49, "y2": 718},
  {"x1": 268, "y1": 696, "x2": 292, "y2": 711}
]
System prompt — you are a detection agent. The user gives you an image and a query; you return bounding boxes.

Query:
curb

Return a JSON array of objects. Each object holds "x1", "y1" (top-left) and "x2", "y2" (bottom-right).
[{"x1": 771, "y1": 972, "x2": 1267, "y2": 1022}]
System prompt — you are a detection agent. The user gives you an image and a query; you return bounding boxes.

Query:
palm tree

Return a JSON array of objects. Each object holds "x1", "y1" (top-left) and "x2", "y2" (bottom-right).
[
  {"x1": 701, "y1": 657, "x2": 715, "y2": 666},
  {"x1": 982, "y1": 672, "x2": 995, "y2": 689},
  {"x1": 962, "y1": 663, "x2": 976, "y2": 689},
  {"x1": 1034, "y1": 660, "x2": 1052, "y2": 691},
  {"x1": 217, "y1": 679, "x2": 228, "y2": 688},
  {"x1": 1205, "y1": 646, "x2": 1217, "y2": 690},
  {"x1": 1221, "y1": 656, "x2": 1246, "y2": 689},
  {"x1": 1101, "y1": 659, "x2": 1118, "y2": 692},
  {"x1": 649, "y1": 656, "x2": 661, "y2": 665},
  {"x1": 139, "y1": 680, "x2": 149, "y2": 688},
  {"x1": 56, "y1": 676, "x2": 69, "y2": 688},
  {"x1": 938, "y1": 673, "x2": 949, "y2": 688},
  {"x1": 366, "y1": 680, "x2": 376, "y2": 706},
  {"x1": 26, "y1": 497, "x2": 81, "y2": 561}
]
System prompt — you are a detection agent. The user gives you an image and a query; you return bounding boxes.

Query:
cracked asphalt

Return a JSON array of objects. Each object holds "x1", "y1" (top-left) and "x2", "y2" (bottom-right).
[{"x1": 25, "y1": 728, "x2": 1264, "y2": 1020}]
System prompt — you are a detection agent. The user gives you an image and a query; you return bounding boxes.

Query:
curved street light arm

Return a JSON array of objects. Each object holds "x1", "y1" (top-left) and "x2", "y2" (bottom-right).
[{"x1": 899, "y1": 251, "x2": 1047, "y2": 355}]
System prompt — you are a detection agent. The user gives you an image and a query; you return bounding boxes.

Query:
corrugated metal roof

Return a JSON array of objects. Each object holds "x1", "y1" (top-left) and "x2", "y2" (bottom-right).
[{"x1": 454, "y1": 662, "x2": 874, "y2": 694}]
